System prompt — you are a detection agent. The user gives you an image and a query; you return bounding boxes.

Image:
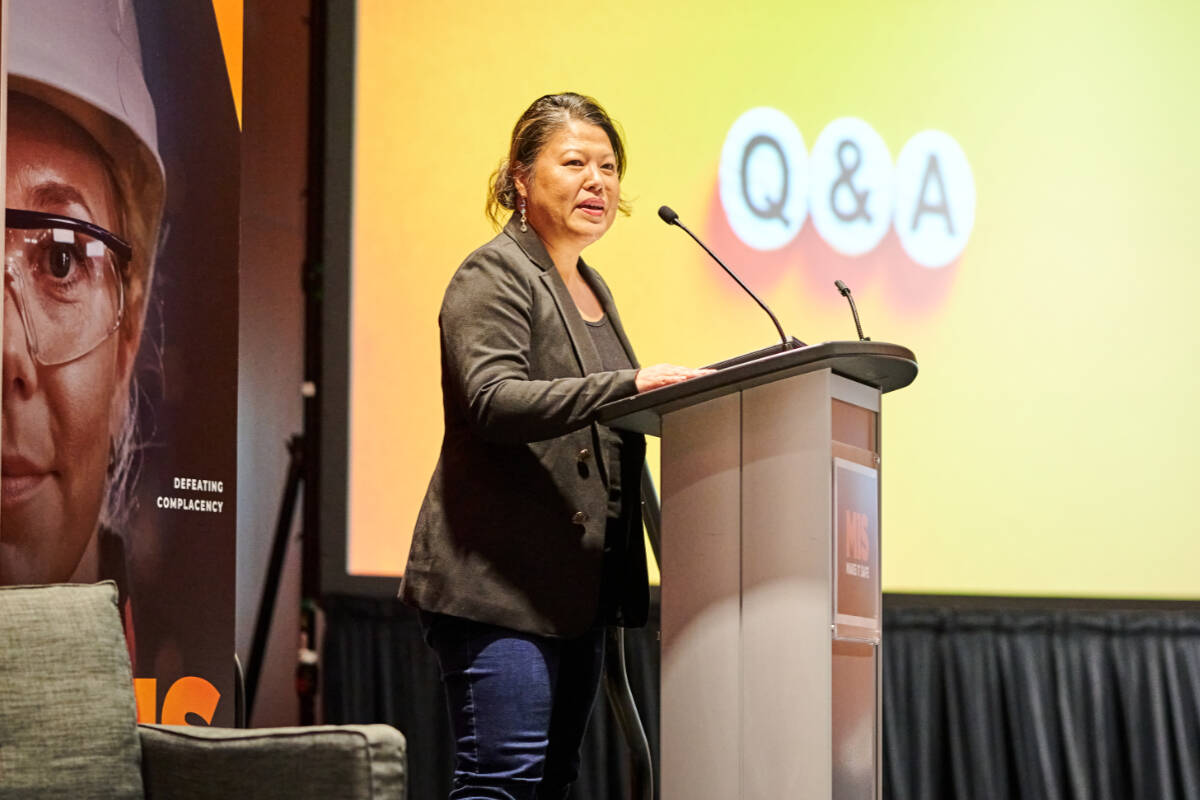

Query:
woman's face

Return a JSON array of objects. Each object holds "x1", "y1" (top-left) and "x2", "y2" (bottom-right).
[
  {"x1": 517, "y1": 119, "x2": 620, "y2": 254},
  {"x1": 0, "y1": 97, "x2": 137, "y2": 584}
]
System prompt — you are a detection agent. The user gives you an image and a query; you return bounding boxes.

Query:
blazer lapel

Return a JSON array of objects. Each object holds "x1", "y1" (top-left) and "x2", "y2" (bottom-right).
[
  {"x1": 579, "y1": 260, "x2": 640, "y2": 370},
  {"x1": 503, "y1": 216, "x2": 603, "y2": 377},
  {"x1": 539, "y1": 271, "x2": 604, "y2": 377}
]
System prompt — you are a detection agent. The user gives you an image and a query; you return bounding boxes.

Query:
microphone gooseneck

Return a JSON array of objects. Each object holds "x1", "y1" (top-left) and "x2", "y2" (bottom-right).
[
  {"x1": 657, "y1": 206, "x2": 789, "y2": 348},
  {"x1": 834, "y1": 280, "x2": 869, "y2": 342}
]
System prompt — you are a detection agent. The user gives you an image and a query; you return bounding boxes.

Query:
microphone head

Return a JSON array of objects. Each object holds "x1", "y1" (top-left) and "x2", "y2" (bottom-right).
[
  {"x1": 834, "y1": 280, "x2": 850, "y2": 296},
  {"x1": 658, "y1": 205, "x2": 680, "y2": 226}
]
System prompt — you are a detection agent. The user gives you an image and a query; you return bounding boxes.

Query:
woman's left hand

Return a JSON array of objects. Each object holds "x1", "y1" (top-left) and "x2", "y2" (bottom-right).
[{"x1": 634, "y1": 364, "x2": 715, "y2": 393}]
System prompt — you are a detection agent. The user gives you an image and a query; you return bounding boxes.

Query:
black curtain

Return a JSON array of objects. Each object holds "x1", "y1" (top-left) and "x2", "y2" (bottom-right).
[
  {"x1": 325, "y1": 597, "x2": 1200, "y2": 800},
  {"x1": 322, "y1": 594, "x2": 660, "y2": 800},
  {"x1": 883, "y1": 605, "x2": 1200, "y2": 800}
]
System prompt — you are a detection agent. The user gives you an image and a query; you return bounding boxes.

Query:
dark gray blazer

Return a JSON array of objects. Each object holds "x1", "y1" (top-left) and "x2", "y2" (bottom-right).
[{"x1": 400, "y1": 216, "x2": 649, "y2": 637}]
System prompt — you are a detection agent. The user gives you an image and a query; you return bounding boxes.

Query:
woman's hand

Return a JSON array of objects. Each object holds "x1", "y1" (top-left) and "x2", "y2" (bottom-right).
[{"x1": 635, "y1": 364, "x2": 715, "y2": 393}]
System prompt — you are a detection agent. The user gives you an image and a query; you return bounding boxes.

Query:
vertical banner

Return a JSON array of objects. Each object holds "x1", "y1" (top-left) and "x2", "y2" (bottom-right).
[{"x1": 1, "y1": 1, "x2": 239, "y2": 726}]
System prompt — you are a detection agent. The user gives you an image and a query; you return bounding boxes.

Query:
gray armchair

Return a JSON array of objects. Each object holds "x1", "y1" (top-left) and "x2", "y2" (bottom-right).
[{"x1": 0, "y1": 581, "x2": 406, "y2": 800}]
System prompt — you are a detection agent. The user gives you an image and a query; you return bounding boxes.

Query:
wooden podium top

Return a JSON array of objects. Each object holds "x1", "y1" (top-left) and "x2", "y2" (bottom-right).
[{"x1": 597, "y1": 340, "x2": 918, "y2": 436}]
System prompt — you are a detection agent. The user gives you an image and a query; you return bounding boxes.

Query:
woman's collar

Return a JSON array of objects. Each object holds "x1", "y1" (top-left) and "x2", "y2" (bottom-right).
[{"x1": 502, "y1": 213, "x2": 555, "y2": 273}]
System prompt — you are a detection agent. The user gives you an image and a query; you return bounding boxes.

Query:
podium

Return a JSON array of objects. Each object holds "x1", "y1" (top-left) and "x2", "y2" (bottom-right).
[{"x1": 598, "y1": 341, "x2": 917, "y2": 799}]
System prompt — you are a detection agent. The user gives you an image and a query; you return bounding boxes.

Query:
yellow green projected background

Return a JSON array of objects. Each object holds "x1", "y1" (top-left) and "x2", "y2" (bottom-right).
[{"x1": 347, "y1": 0, "x2": 1200, "y2": 599}]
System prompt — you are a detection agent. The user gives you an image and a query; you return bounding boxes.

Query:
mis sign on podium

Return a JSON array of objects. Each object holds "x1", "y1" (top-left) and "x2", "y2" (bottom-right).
[{"x1": 834, "y1": 459, "x2": 881, "y2": 643}]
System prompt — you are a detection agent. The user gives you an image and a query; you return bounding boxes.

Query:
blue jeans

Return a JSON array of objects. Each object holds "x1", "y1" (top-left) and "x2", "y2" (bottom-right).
[{"x1": 422, "y1": 613, "x2": 606, "y2": 800}]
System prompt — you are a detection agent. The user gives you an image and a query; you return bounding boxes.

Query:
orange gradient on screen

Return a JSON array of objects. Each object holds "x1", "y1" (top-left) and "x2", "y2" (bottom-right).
[{"x1": 346, "y1": 0, "x2": 1200, "y2": 600}]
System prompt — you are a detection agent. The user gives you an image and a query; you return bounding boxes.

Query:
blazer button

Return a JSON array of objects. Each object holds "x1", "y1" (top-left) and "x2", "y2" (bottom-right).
[
  {"x1": 572, "y1": 511, "x2": 589, "y2": 525},
  {"x1": 577, "y1": 448, "x2": 591, "y2": 462}
]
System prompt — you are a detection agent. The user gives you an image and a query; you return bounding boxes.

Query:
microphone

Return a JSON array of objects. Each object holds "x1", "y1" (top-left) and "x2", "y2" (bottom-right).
[
  {"x1": 834, "y1": 280, "x2": 870, "y2": 342},
  {"x1": 658, "y1": 205, "x2": 793, "y2": 349}
]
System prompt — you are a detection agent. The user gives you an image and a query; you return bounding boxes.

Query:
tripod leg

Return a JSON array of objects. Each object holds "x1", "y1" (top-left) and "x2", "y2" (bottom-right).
[{"x1": 245, "y1": 434, "x2": 305, "y2": 721}]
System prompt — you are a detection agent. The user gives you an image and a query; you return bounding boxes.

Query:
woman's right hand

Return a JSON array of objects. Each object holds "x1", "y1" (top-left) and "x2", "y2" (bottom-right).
[{"x1": 635, "y1": 364, "x2": 715, "y2": 393}]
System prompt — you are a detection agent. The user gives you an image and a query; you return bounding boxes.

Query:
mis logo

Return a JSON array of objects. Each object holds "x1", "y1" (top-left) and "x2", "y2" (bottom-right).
[{"x1": 844, "y1": 510, "x2": 871, "y2": 563}]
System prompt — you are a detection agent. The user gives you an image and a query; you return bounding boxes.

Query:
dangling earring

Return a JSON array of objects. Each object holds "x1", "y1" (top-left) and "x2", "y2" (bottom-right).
[{"x1": 519, "y1": 197, "x2": 528, "y2": 232}]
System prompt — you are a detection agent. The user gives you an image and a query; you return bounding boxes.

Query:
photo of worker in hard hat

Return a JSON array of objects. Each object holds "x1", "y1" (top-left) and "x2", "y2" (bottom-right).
[
  {"x1": 2, "y1": 0, "x2": 166, "y2": 616},
  {"x1": 2, "y1": 1, "x2": 240, "y2": 723}
]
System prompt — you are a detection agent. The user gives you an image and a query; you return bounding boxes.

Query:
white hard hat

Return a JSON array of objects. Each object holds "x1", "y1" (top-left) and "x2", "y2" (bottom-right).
[{"x1": 7, "y1": 0, "x2": 166, "y2": 305}]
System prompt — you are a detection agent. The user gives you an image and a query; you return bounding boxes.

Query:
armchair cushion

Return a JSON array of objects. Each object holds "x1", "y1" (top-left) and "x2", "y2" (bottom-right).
[
  {"x1": 139, "y1": 723, "x2": 406, "y2": 800},
  {"x1": 0, "y1": 582, "x2": 142, "y2": 799}
]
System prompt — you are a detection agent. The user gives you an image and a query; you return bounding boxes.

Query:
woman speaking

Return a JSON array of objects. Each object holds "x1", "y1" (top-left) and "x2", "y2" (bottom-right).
[{"x1": 401, "y1": 93, "x2": 708, "y2": 799}]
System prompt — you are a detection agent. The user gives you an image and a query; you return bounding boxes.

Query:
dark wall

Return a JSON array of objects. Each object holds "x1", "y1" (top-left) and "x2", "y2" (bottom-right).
[{"x1": 236, "y1": 0, "x2": 310, "y2": 727}]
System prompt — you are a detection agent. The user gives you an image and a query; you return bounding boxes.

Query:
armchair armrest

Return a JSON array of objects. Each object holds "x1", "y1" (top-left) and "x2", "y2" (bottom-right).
[{"x1": 139, "y1": 723, "x2": 405, "y2": 800}]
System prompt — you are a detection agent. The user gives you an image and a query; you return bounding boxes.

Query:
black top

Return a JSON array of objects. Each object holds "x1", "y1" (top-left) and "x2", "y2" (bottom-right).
[
  {"x1": 585, "y1": 316, "x2": 632, "y2": 518},
  {"x1": 585, "y1": 315, "x2": 635, "y2": 625},
  {"x1": 585, "y1": 315, "x2": 632, "y2": 374}
]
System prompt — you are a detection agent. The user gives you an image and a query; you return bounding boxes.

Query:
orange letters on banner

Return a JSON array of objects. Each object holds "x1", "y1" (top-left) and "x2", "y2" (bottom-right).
[
  {"x1": 133, "y1": 677, "x2": 221, "y2": 724},
  {"x1": 134, "y1": 679, "x2": 157, "y2": 723},
  {"x1": 162, "y1": 676, "x2": 221, "y2": 725}
]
